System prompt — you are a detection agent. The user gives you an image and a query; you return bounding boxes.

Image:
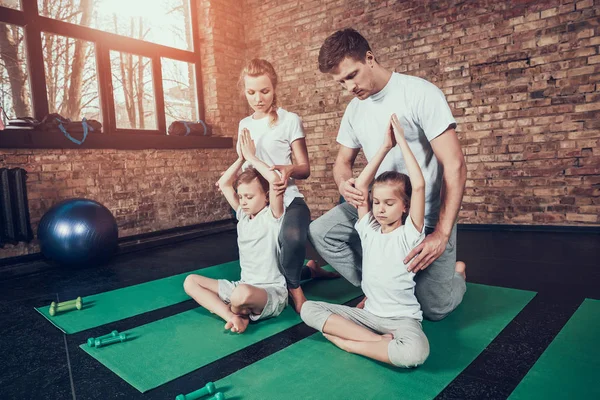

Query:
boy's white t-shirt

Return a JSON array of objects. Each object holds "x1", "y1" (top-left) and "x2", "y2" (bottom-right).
[
  {"x1": 236, "y1": 205, "x2": 286, "y2": 288},
  {"x1": 337, "y1": 73, "x2": 456, "y2": 228},
  {"x1": 239, "y1": 108, "x2": 305, "y2": 207},
  {"x1": 355, "y1": 212, "x2": 425, "y2": 320}
]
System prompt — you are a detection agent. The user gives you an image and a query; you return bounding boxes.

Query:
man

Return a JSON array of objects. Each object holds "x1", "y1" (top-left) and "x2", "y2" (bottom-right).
[{"x1": 309, "y1": 28, "x2": 467, "y2": 321}]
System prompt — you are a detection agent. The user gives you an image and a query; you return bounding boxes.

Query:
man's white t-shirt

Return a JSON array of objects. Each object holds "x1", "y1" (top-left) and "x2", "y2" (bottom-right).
[
  {"x1": 239, "y1": 108, "x2": 305, "y2": 207},
  {"x1": 236, "y1": 206, "x2": 286, "y2": 288},
  {"x1": 337, "y1": 73, "x2": 456, "y2": 227},
  {"x1": 355, "y1": 212, "x2": 425, "y2": 320}
]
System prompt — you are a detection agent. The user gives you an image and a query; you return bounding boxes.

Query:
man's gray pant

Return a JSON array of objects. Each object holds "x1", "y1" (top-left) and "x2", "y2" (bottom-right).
[{"x1": 308, "y1": 202, "x2": 466, "y2": 321}]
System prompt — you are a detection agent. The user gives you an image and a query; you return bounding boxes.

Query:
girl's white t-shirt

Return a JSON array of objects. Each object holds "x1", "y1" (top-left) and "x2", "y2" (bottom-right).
[{"x1": 238, "y1": 108, "x2": 305, "y2": 207}]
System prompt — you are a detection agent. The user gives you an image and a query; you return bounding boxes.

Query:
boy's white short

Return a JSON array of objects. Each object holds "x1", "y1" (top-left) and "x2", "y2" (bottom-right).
[{"x1": 218, "y1": 279, "x2": 288, "y2": 321}]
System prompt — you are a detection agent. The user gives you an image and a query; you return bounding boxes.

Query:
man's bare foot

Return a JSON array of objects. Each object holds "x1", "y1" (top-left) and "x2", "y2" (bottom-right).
[
  {"x1": 455, "y1": 261, "x2": 466, "y2": 280},
  {"x1": 356, "y1": 296, "x2": 367, "y2": 309},
  {"x1": 225, "y1": 315, "x2": 249, "y2": 333},
  {"x1": 307, "y1": 260, "x2": 341, "y2": 280},
  {"x1": 288, "y1": 287, "x2": 307, "y2": 314}
]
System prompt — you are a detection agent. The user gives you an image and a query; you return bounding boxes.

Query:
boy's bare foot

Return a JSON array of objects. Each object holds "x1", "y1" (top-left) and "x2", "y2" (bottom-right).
[
  {"x1": 288, "y1": 287, "x2": 307, "y2": 314},
  {"x1": 356, "y1": 296, "x2": 367, "y2": 309},
  {"x1": 225, "y1": 315, "x2": 250, "y2": 333},
  {"x1": 307, "y1": 260, "x2": 341, "y2": 280},
  {"x1": 455, "y1": 261, "x2": 466, "y2": 280}
]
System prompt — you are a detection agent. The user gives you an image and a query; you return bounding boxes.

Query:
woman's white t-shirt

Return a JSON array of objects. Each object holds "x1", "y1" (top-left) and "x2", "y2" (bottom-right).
[{"x1": 238, "y1": 108, "x2": 305, "y2": 207}]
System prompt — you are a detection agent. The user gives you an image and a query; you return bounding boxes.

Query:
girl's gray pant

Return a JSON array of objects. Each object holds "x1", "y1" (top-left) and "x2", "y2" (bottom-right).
[
  {"x1": 300, "y1": 301, "x2": 429, "y2": 368},
  {"x1": 308, "y1": 202, "x2": 466, "y2": 321}
]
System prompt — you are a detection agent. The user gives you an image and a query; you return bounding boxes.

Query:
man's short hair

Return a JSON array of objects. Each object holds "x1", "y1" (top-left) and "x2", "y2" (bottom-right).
[{"x1": 318, "y1": 28, "x2": 372, "y2": 73}]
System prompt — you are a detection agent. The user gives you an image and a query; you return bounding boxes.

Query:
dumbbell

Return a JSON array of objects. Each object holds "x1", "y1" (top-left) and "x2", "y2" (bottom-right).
[
  {"x1": 87, "y1": 330, "x2": 119, "y2": 347},
  {"x1": 49, "y1": 297, "x2": 83, "y2": 316},
  {"x1": 175, "y1": 382, "x2": 218, "y2": 400},
  {"x1": 94, "y1": 333, "x2": 127, "y2": 348}
]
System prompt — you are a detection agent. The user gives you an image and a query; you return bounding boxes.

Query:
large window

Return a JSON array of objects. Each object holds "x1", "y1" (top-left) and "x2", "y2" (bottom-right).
[{"x1": 0, "y1": 0, "x2": 204, "y2": 137}]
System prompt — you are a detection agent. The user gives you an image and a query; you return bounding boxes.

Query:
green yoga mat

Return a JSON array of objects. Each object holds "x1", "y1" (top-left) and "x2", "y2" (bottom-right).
[
  {"x1": 36, "y1": 260, "x2": 242, "y2": 334},
  {"x1": 509, "y1": 298, "x2": 600, "y2": 400},
  {"x1": 81, "y1": 275, "x2": 362, "y2": 392},
  {"x1": 213, "y1": 284, "x2": 535, "y2": 400}
]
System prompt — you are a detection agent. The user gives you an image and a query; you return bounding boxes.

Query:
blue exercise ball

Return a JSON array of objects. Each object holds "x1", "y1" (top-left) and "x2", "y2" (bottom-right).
[{"x1": 37, "y1": 199, "x2": 118, "y2": 266}]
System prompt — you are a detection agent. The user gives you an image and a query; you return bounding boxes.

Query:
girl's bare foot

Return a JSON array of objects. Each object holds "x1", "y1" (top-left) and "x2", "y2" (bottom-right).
[
  {"x1": 455, "y1": 261, "x2": 466, "y2": 280},
  {"x1": 307, "y1": 260, "x2": 341, "y2": 280},
  {"x1": 288, "y1": 287, "x2": 307, "y2": 314},
  {"x1": 225, "y1": 315, "x2": 250, "y2": 333},
  {"x1": 356, "y1": 296, "x2": 367, "y2": 309}
]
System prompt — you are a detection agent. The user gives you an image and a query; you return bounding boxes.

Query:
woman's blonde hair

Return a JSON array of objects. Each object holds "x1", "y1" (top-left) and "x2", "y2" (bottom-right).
[{"x1": 239, "y1": 59, "x2": 279, "y2": 127}]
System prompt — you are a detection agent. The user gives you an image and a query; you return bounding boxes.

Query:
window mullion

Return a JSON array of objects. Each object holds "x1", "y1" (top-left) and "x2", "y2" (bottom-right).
[
  {"x1": 152, "y1": 55, "x2": 167, "y2": 135},
  {"x1": 21, "y1": 0, "x2": 49, "y2": 120},
  {"x1": 96, "y1": 42, "x2": 115, "y2": 134},
  {"x1": 189, "y1": 0, "x2": 205, "y2": 123}
]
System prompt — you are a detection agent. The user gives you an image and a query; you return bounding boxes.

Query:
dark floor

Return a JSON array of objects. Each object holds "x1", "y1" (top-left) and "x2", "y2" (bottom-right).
[{"x1": 0, "y1": 227, "x2": 598, "y2": 400}]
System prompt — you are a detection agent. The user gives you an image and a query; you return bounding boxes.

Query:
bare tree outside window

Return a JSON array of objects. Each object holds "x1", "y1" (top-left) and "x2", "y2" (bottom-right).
[
  {"x1": 162, "y1": 58, "x2": 197, "y2": 129},
  {"x1": 0, "y1": 0, "x2": 20, "y2": 10},
  {"x1": 0, "y1": 22, "x2": 31, "y2": 121},
  {"x1": 111, "y1": 50, "x2": 156, "y2": 130},
  {"x1": 0, "y1": 0, "x2": 201, "y2": 135},
  {"x1": 37, "y1": 0, "x2": 192, "y2": 51}
]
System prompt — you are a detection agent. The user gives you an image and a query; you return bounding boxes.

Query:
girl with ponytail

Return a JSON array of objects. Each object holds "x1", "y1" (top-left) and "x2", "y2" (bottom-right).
[{"x1": 236, "y1": 59, "x2": 339, "y2": 313}]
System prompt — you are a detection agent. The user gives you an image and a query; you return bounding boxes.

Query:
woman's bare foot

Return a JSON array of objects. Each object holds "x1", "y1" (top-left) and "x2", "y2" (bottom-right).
[
  {"x1": 356, "y1": 296, "x2": 367, "y2": 309},
  {"x1": 455, "y1": 261, "x2": 466, "y2": 280},
  {"x1": 307, "y1": 260, "x2": 341, "y2": 280},
  {"x1": 288, "y1": 287, "x2": 307, "y2": 314},
  {"x1": 225, "y1": 315, "x2": 250, "y2": 333}
]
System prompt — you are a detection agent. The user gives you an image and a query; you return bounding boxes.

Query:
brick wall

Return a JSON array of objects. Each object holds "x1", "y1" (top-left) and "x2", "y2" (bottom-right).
[
  {"x1": 243, "y1": 0, "x2": 600, "y2": 225},
  {"x1": 0, "y1": 0, "x2": 247, "y2": 259}
]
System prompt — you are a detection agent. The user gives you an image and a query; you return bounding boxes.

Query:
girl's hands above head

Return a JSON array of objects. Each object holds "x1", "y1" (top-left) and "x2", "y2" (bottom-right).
[
  {"x1": 382, "y1": 118, "x2": 397, "y2": 151},
  {"x1": 390, "y1": 113, "x2": 406, "y2": 143}
]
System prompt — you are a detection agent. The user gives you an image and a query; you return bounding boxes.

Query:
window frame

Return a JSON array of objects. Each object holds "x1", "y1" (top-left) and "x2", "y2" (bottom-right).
[{"x1": 0, "y1": 0, "x2": 229, "y2": 149}]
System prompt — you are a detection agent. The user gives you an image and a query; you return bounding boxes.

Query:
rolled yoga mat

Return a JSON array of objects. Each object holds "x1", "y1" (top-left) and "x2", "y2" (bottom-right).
[
  {"x1": 509, "y1": 298, "x2": 600, "y2": 400},
  {"x1": 80, "y1": 273, "x2": 363, "y2": 392},
  {"x1": 212, "y1": 284, "x2": 536, "y2": 400},
  {"x1": 35, "y1": 260, "x2": 242, "y2": 334}
]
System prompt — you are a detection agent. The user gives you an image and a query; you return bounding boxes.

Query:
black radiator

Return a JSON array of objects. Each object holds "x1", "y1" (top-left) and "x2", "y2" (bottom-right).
[{"x1": 0, "y1": 168, "x2": 34, "y2": 247}]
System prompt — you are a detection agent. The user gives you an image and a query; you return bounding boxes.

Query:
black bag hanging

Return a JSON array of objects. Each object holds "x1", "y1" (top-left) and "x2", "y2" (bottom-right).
[{"x1": 37, "y1": 113, "x2": 102, "y2": 144}]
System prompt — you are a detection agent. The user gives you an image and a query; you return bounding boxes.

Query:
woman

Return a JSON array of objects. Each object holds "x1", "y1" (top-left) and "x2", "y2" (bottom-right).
[{"x1": 233, "y1": 58, "x2": 337, "y2": 313}]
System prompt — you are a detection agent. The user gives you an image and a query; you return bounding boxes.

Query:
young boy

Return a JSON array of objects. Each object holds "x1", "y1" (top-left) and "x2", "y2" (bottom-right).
[{"x1": 184, "y1": 129, "x2": 288, "y2": 333}]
